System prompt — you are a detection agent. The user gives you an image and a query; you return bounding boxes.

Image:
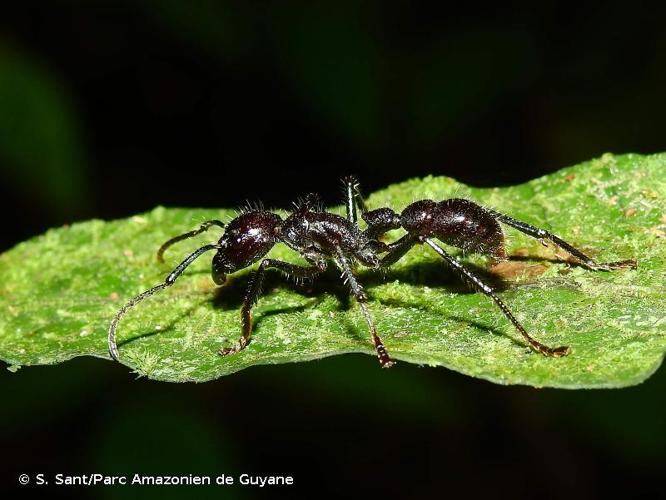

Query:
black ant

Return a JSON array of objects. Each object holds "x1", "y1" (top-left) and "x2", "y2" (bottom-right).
[{"x1": 108, "y1": 177, "x2": 636, "y2": 368}]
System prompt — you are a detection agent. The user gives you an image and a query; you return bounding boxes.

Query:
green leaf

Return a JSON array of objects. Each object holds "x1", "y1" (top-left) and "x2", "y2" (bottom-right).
[{"x1": 1, "y1": 153, "x2": 664, "y2": 387}]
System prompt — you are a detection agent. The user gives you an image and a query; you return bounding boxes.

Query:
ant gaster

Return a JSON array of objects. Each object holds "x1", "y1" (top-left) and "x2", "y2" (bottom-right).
[{"x1": 108, "y1": 177, "x2": 636, "y2": 367}]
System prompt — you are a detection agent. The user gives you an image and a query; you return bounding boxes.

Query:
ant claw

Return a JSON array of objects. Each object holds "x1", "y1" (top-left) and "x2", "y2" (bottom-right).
[
  {"x1": 219, "y1": 339, "x2": 247, "y2": 356},
  {"x1": 607, "y1": 259, "x2": 638, "y2": 270},
  {"x1": 218, "y1": 347, "x2": 235, "y2": 356},
  {"x1": 587, "y1": 259, "x2": 637, "y2": 271},
  {"x1": 544, "y1": 345, "x2": 571, "y2": 357},
  {"x1": 381, "y1": 359, "x2": 396, "y2": 369}
]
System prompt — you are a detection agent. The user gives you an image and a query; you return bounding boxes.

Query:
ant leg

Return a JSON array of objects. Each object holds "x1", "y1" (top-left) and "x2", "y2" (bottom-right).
[
  {"x1": 424, "y1": 238, "x2": 570, "y2": 357},
  {"x1": 342, "y1": 176, "x2": 368, "y2": 223},
  {"x1": 379, "y1": 234, "x2": 419, "y2": 267},
  {"x1": 335, "y1": 249, "x2": 395, "y2": 368},
  {"x1": 490, "y1": 211, "x2": 636, "y2": 271},
  {"x1": 219, "y1": 259, "x2": 326, "y2": 356},
  {"x1": 157, "y1": 220, "x2": 225, "y2": 263},
  {"x1": 109, "y1": 243, "x2": 219, "y2": 361}
]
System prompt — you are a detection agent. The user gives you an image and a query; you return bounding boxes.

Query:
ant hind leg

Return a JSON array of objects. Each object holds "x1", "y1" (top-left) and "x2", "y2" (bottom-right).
[
  {"x1": 489, "y1": 210, "x2": 636, "y2": 271},
  {"x1": 424, "y1": 238, "x2": 570, "y2": 357}
]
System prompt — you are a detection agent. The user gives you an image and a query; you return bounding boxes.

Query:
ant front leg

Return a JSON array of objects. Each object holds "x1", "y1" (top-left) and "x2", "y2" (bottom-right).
[
  {"x1": 423, "y1": 238, "x2": 569, "y2": 357},
  {"x1": 157, "y1": 220, "x2": 226, "y2": 263},
  {"x1": 335, "y1": 248, "x2": 394, "y2": 368},
  {"x1": 219, "y1": 259, "x2": 326, "y2": 356},
  {"x1": 490, "y1": 211, "x2": 636, "y2": 271},
  {"x1": 342, "y1": 176, "x2": 368, "y2": 224}
]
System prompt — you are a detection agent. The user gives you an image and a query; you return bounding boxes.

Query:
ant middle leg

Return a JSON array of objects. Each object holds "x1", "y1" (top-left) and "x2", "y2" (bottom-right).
[
  {"x1": 219, "y1": 259, "x2": 326, "y2": 356},
  {"x1": 157, "y1": 220, "x2": 226, "y2": 263},
  {"x1": 335, "y1": 249, "x2": 394, "y2": 367},
  {"x1": 423, "y1": 238, "x2": 569, "y2": 357},
  {"x1": 489, "y1": 211, "x2": 636, "y2": 271},
  {"x1": 379, "y1": 234, "x2": 420, "y2": 267}
]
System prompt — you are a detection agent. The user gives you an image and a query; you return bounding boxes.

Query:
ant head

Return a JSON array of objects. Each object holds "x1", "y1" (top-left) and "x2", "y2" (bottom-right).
[{"x1": 212, "y1": 211, "x2": 282, "y2": 284}]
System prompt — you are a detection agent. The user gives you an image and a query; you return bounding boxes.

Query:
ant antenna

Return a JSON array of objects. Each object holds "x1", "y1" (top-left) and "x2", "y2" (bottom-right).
[
  {"x1": 109, "y1": 243, "x2": 219, "y2": 361},
  {"x1": 157, "y1": 220, "x2": 225, "y2": 263}
]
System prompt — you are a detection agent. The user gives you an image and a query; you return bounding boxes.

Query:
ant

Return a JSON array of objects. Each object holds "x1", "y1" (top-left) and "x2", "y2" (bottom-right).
[{"x1": 108, "y1": 177, "x2": 636, "y2": 368}]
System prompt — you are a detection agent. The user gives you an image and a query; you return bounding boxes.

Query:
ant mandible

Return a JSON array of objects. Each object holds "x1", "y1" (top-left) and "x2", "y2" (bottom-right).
[{"x1": 108, "y1": 177, "x2": 636, "y2": 368}]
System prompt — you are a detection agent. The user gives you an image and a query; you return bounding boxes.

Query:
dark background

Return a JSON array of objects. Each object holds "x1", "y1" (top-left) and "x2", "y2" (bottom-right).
[{"x1": 1, "y1": 1, "x2": 664, "y2": 498}]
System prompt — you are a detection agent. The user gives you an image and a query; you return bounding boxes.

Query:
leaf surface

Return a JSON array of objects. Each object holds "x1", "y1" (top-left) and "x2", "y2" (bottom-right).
[{"x1": 1, "y1": 153, "x2": 664, "y2": 387}]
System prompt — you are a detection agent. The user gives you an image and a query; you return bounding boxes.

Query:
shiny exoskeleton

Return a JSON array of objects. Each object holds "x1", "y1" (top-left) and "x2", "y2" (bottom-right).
[{"x1": 108, "y1": 178, "x2": 636, "y2": 367}]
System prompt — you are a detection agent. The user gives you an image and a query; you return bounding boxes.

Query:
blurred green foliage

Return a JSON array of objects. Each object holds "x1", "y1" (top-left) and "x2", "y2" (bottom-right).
[
  {"x1": 2, "y1": 353, "x2": 665, "y2": 495},
  {"x1": 95, "y1": 396, "x2": 244, "y2": 500},
  {"x1": 2, "y1": 0, "x2": 666, "y2": 228},
  {"x1": 0, "y1": 43, "x2": 89, "y2": 217}
]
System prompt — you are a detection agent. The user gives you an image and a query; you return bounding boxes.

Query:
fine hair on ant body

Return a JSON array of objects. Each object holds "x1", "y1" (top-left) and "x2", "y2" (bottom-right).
[{"x1": 108, "y1": 177, "x2": 636, "y2": 368}]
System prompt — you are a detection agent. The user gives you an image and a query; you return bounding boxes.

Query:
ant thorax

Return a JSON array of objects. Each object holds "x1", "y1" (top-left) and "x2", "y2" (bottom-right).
[{"x1": 281, "y1": 210, "x2": 368, "y2": 259}]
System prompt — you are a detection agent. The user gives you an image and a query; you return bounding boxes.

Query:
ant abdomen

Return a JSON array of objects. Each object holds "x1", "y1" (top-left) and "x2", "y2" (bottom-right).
[
  {"x1": 401, "y1": 199, "x2": 506, "y2": 258},
  {"x1": 400, "y1": 200, "x2": 438, "y2": 235}
]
